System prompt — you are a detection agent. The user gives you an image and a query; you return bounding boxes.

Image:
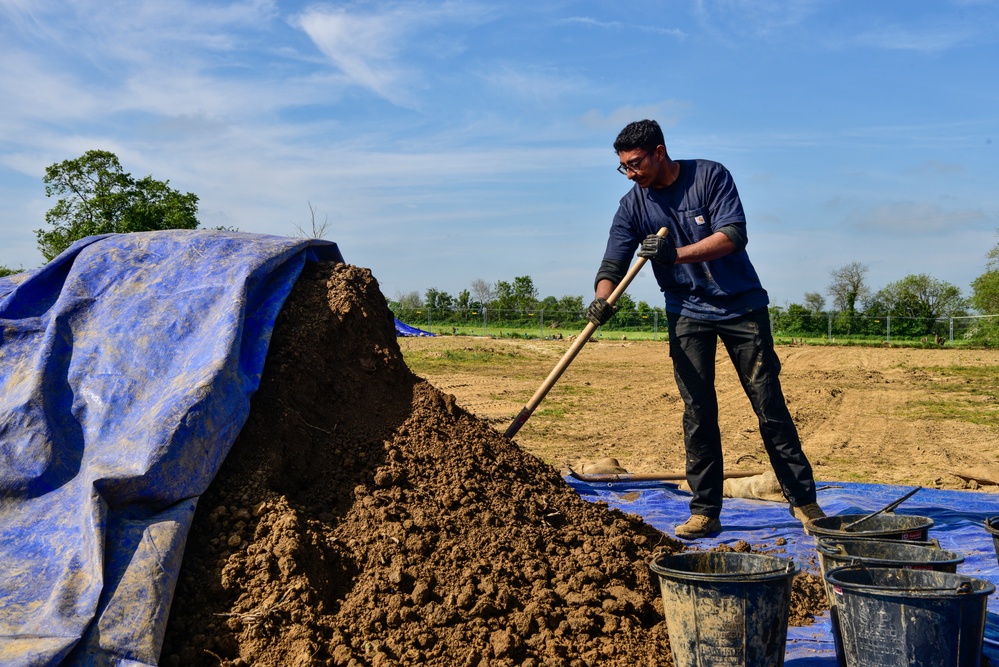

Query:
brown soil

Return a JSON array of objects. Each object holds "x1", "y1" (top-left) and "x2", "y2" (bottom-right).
[
  {"x1": 398, "y1": 337, "x2": 999, "y2": 489},
  {"x1": 161, "y1": 263, "x2": 828, "y2": 667}
]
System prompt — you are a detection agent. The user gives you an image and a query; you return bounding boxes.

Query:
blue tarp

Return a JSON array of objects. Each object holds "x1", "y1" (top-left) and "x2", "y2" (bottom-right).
[
  {"x1": 0, "y1": 230, "x2": 343, "y2": 666},
  {"x1": 566, "y1": 476, "x2": 999, "y2": 665},
  {"x1": 395, "y1": 318, "x2": 435, "y2": 337}
]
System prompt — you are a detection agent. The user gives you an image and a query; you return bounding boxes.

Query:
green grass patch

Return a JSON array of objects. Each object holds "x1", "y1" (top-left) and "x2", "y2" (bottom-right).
[
  {"x1": 899, "y1": 365, "x2": 999, "y2": 429},
  {"x1": 402, "y1": 345, "x2": 528, "y2": 374}
]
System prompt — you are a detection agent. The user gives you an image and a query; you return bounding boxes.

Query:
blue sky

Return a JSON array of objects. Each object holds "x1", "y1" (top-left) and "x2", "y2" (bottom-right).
[{"x1": 2, "y1": 0, "x2": 997, "y2": 309}]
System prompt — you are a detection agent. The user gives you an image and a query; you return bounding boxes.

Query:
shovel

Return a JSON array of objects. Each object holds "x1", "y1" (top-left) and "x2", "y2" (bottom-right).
[
  {"x1": 504, "y1": 227, "x2": 668, "y2": 439},
  {"x1": 567, "y1": 468, "x2": 764, "y2": 484},
  {"x1": 842, "y1": 486, "x2": 922, "y2": 532}
]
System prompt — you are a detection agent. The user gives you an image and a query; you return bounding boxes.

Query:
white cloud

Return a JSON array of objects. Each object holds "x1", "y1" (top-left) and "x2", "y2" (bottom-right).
[
  {"x1": 560, "y1": 16, "x2": 686, "y2": 39},
  {"x1": 580, "y1": 103, "x2": 691, "y2": 132},
  {"x1": 480, "y1": 64, "x2": 588, "y2": 103},
  {"x1": 295, "y1": 8, "x2": 414, "y2": 106},
  {"x1": 848, "y1": 201, "x2": 988, "y2": 233},
  {"x1": 293, "y1": 2, "x2": 493, "y2": 107},
  {"x1": 692, "y1": 0, "x2": 823, "y2": 41},
  {"x1": 854, "y1": 24, "x2": 979, "y2": 52}
]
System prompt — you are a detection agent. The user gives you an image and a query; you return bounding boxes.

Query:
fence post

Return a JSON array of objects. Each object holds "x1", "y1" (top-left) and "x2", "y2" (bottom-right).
[
  {"x1": 886, "y1": 315, "x2": 891, "y2": 343},
  {"x1": 540, "y1": 310, "x2": 544, "y2": 338},
  {"x1": 483, "y1": 307, "x2": 488, "y2": 337},
  {"x1": 949, "y1": 317, "x2": 954, "y2": 344},
  {"x1": 828, "y1": 314, "x2": 832, "y2": 342},
  {"x1": 654, "y1": 311, "x2": 659, "y2": 340}
]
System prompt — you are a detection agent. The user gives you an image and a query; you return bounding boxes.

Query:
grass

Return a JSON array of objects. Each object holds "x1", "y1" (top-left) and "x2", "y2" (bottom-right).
[
  {"x1": 401, "y1": 343, "x2": 531, "y2": 373},
  {"x1": 899, "y1": 365, "x2": 999, "y2": 429},
  {"x1": 413, "y1": 326, "x2": 995, "y2": 348}
]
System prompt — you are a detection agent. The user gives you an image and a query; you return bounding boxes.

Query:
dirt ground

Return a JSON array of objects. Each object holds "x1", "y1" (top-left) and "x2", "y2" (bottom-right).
[
  {"x1": 398, "y1": 336, "x2": 999, "y2": 491},
  {"x1": 161, "y1": 264, "x2": 830, "y2": 667}
]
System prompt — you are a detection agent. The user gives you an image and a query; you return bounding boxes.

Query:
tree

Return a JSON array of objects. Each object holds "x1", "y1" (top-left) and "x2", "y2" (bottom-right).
[
  {"x1": 868, "y1": 274, "x2": 966, "y2": 319},
  {"x1": 512, "y1": 275, "x2": 538, "y2": 312},
  {"x1": 828, "y1": 262, "x2": 870, "y2": 317},
  {"x1": 970, "y1": 230, "x2": 999, "y2": 314},
  {"x1": 455, "y1": 289, "x2": 471, "y2": 314},
  {"x1": 0, "y1": 266, "x2": 23, "y2": 277},
  {"x1": 494, "y1": 280, "x2": 515, "y2": 311},
  {"x1": 539, "y1": 295, "x2": 559, "y2": 311},
  {"x1": 395, "y1": 290, "x2": 422, "y2": 309},
  {"x1": 36, "y1": 149, "x2": 199, "y2": 260},
  {"x1": 557, "y1": 295, "x2": 584, "y2": 313},
  {"x1": 971, "y1": 272, "x2": 999, "y2": 314},
  {"x1": 470, "y1": 278, "x2": 496, "y2": 308},
  {"x1": 803, "y1": 291, "x2": 826, "y2": 314},
  {"x1": 292, "y1": 201, "x2": 331, "y2": 239},
  {"x1": 424, "y1": 288, "x2": 454, "y2": 311},
  {"x1": 615, "y1": 293, "x2": 636, "y2": 312}
]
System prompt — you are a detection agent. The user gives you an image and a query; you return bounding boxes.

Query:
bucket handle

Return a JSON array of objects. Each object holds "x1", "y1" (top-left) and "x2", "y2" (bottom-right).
[{"x1": 840, "y1": 564, "x2": 977, "y2": 595}]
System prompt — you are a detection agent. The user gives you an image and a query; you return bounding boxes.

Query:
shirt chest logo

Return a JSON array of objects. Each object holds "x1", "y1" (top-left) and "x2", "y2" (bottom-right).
[{"x1": 694, "y1": 215, "x2": 706, "y2": 225}]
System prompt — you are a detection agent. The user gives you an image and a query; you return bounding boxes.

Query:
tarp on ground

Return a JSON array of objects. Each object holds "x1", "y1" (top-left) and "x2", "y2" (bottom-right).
[
  {"x1": 566, "y1": 476, "x2": 999, "y2": 665},
  {"x1": 394, "y1": 318, "x2": 435, "y2": 337},
  {"x1": 0, "y1": 230, "x2": 343, "y2": 667}
]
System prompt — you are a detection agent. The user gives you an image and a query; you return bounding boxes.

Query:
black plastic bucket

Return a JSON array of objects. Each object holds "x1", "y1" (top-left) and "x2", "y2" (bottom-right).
[
  {"x1": 817, "y1": 537, "x2": 964, "y2": 575},
  {"x1": 984, "y1": 516, "x2": 999, "y2": 565},
  {"x1": 650, "y1": 551, "x2": 798, "y2": 667},
  {"x1": 825, "y1": 565, "x2": 994, "y2": 667},
  {"x1": 816, "y1": 538, "x2": 966, "y2": 667},
  {"x1": 808, "y1": 513, "x2": 933, "y2": 541}
]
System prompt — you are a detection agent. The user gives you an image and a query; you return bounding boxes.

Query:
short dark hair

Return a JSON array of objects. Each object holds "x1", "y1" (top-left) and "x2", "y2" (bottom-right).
[{"x1": 613, "y1": 119, "x2": 664, "y2": 154}]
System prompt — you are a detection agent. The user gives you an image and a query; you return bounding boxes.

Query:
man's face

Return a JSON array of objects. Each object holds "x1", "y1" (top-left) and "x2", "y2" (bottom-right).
[{"x1": 617, "y1": 147, "x2": 659, "y2": 187}]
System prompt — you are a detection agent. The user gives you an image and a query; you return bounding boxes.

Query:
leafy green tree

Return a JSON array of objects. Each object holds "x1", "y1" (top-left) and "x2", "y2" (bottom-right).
[
  {"x1": 615, "y1": 293, "x2": 636, "y2": 312},
  {"x1": 455, "y1": 289, "x2": 471, "y2": 314},
  {"x1": 803, "y1": 291, "x2": 826, "y2": 314},
  {"x1": 971, "y1": 272, "x2": 999, "y2": 314},
  {"x1": 558, "y1": 295, "x2": 584, "y2": 313},
  {"x1": 512, "y1": 275, "x2": 538, "y2": 312},
  {"x1": 494, "y1": 280, "x2": 515, "y2": 311},
  {"x1": 424, "y1": 287, "x2": 454, "y2": 311},
  {"x1": 970, "y1": 231, "x2": 999, "y2": 314},
  {"x1": 36, "y1": 149, "x2": 199, "y2": 260},
  {"x1": 0, "y1": 266, "x2": 23, "y2": 277},
  {"x1": 539, "y1": 295, "x2": 559, "y2": 311},
  {"x1": 867, "y1": 274, "x2": 966, "y2": 319}
]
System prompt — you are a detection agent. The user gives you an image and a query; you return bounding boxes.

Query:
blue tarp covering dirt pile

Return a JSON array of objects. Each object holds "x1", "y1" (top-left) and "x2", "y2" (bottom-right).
[
  {"x1": 566, "y1": 476, "x2": 999, "y2": 665},
  {"x1": 0, "y1": 231, "x2": 342, "y2": 666}
]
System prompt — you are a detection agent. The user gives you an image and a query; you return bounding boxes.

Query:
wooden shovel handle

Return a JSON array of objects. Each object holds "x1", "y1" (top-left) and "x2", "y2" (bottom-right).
[{"x1": 504, "y1": 227, "x2": 668, "y2": 439}]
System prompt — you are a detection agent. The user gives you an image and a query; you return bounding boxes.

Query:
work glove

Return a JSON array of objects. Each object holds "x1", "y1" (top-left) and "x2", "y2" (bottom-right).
[
  {"x1": 637, "y1": 233, "x2": 677, "y2": 266},
  {"x1": 586, "y1": 297, "x2": 616, "y2": 326}
]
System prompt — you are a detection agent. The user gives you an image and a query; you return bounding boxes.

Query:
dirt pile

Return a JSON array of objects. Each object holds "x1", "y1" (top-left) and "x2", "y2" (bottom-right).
[{"x1": 161, "y1": 262, "x2": 826, "y2": 667}]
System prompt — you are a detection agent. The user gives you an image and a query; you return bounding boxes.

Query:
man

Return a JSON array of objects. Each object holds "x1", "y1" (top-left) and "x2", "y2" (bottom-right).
[{"x1": 587, "y1": 119, "x2": 824, "y2": 539}]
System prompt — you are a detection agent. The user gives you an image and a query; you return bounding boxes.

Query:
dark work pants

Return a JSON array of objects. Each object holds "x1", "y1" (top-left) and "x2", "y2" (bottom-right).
[{"x1": 667, "y1": 309, "x2": 817, "y2": 518}]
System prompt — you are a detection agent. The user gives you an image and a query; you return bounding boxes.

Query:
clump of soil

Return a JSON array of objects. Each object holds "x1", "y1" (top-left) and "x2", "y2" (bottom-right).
[{"x1": 161, "y1": 262, "x2": 827, "y2": 667}]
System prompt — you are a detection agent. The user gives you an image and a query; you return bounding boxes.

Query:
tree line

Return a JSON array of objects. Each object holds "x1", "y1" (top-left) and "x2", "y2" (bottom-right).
[{"x1": 394, "y1": 239, "x2": 999, "y2": 342}]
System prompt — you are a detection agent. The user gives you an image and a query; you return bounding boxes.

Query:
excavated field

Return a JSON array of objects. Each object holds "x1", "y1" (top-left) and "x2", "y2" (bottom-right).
[{"x1": 160, "y1": 262, "x2": 827, "y2": 667}]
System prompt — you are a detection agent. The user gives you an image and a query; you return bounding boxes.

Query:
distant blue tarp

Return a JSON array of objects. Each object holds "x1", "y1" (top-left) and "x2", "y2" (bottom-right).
[
  {"x1": 566, "y1": 476, "x2": 999, "y2": 665},
  {"x1": 0, "y1": 230, "x2": 343, "y2": 666},
  {"x1": 395, "y1": 318, "x2": 435, "y2": 337}
]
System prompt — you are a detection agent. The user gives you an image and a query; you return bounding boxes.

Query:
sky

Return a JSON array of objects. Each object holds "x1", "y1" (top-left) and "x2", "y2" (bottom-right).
[{"x1": 1, "y1": 0, "x2": 998, "y2": 309}]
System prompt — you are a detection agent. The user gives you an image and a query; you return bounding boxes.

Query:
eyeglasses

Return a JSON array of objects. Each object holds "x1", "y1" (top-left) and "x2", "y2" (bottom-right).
[{"x1": 617, "y1": 151, "x2": 650, "y2": 175}]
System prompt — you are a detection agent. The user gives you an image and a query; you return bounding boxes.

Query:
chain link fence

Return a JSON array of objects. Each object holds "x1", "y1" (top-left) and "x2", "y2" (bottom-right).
[{"x1": 393, "y1": 307, "x2": 999, "y2": 346}]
